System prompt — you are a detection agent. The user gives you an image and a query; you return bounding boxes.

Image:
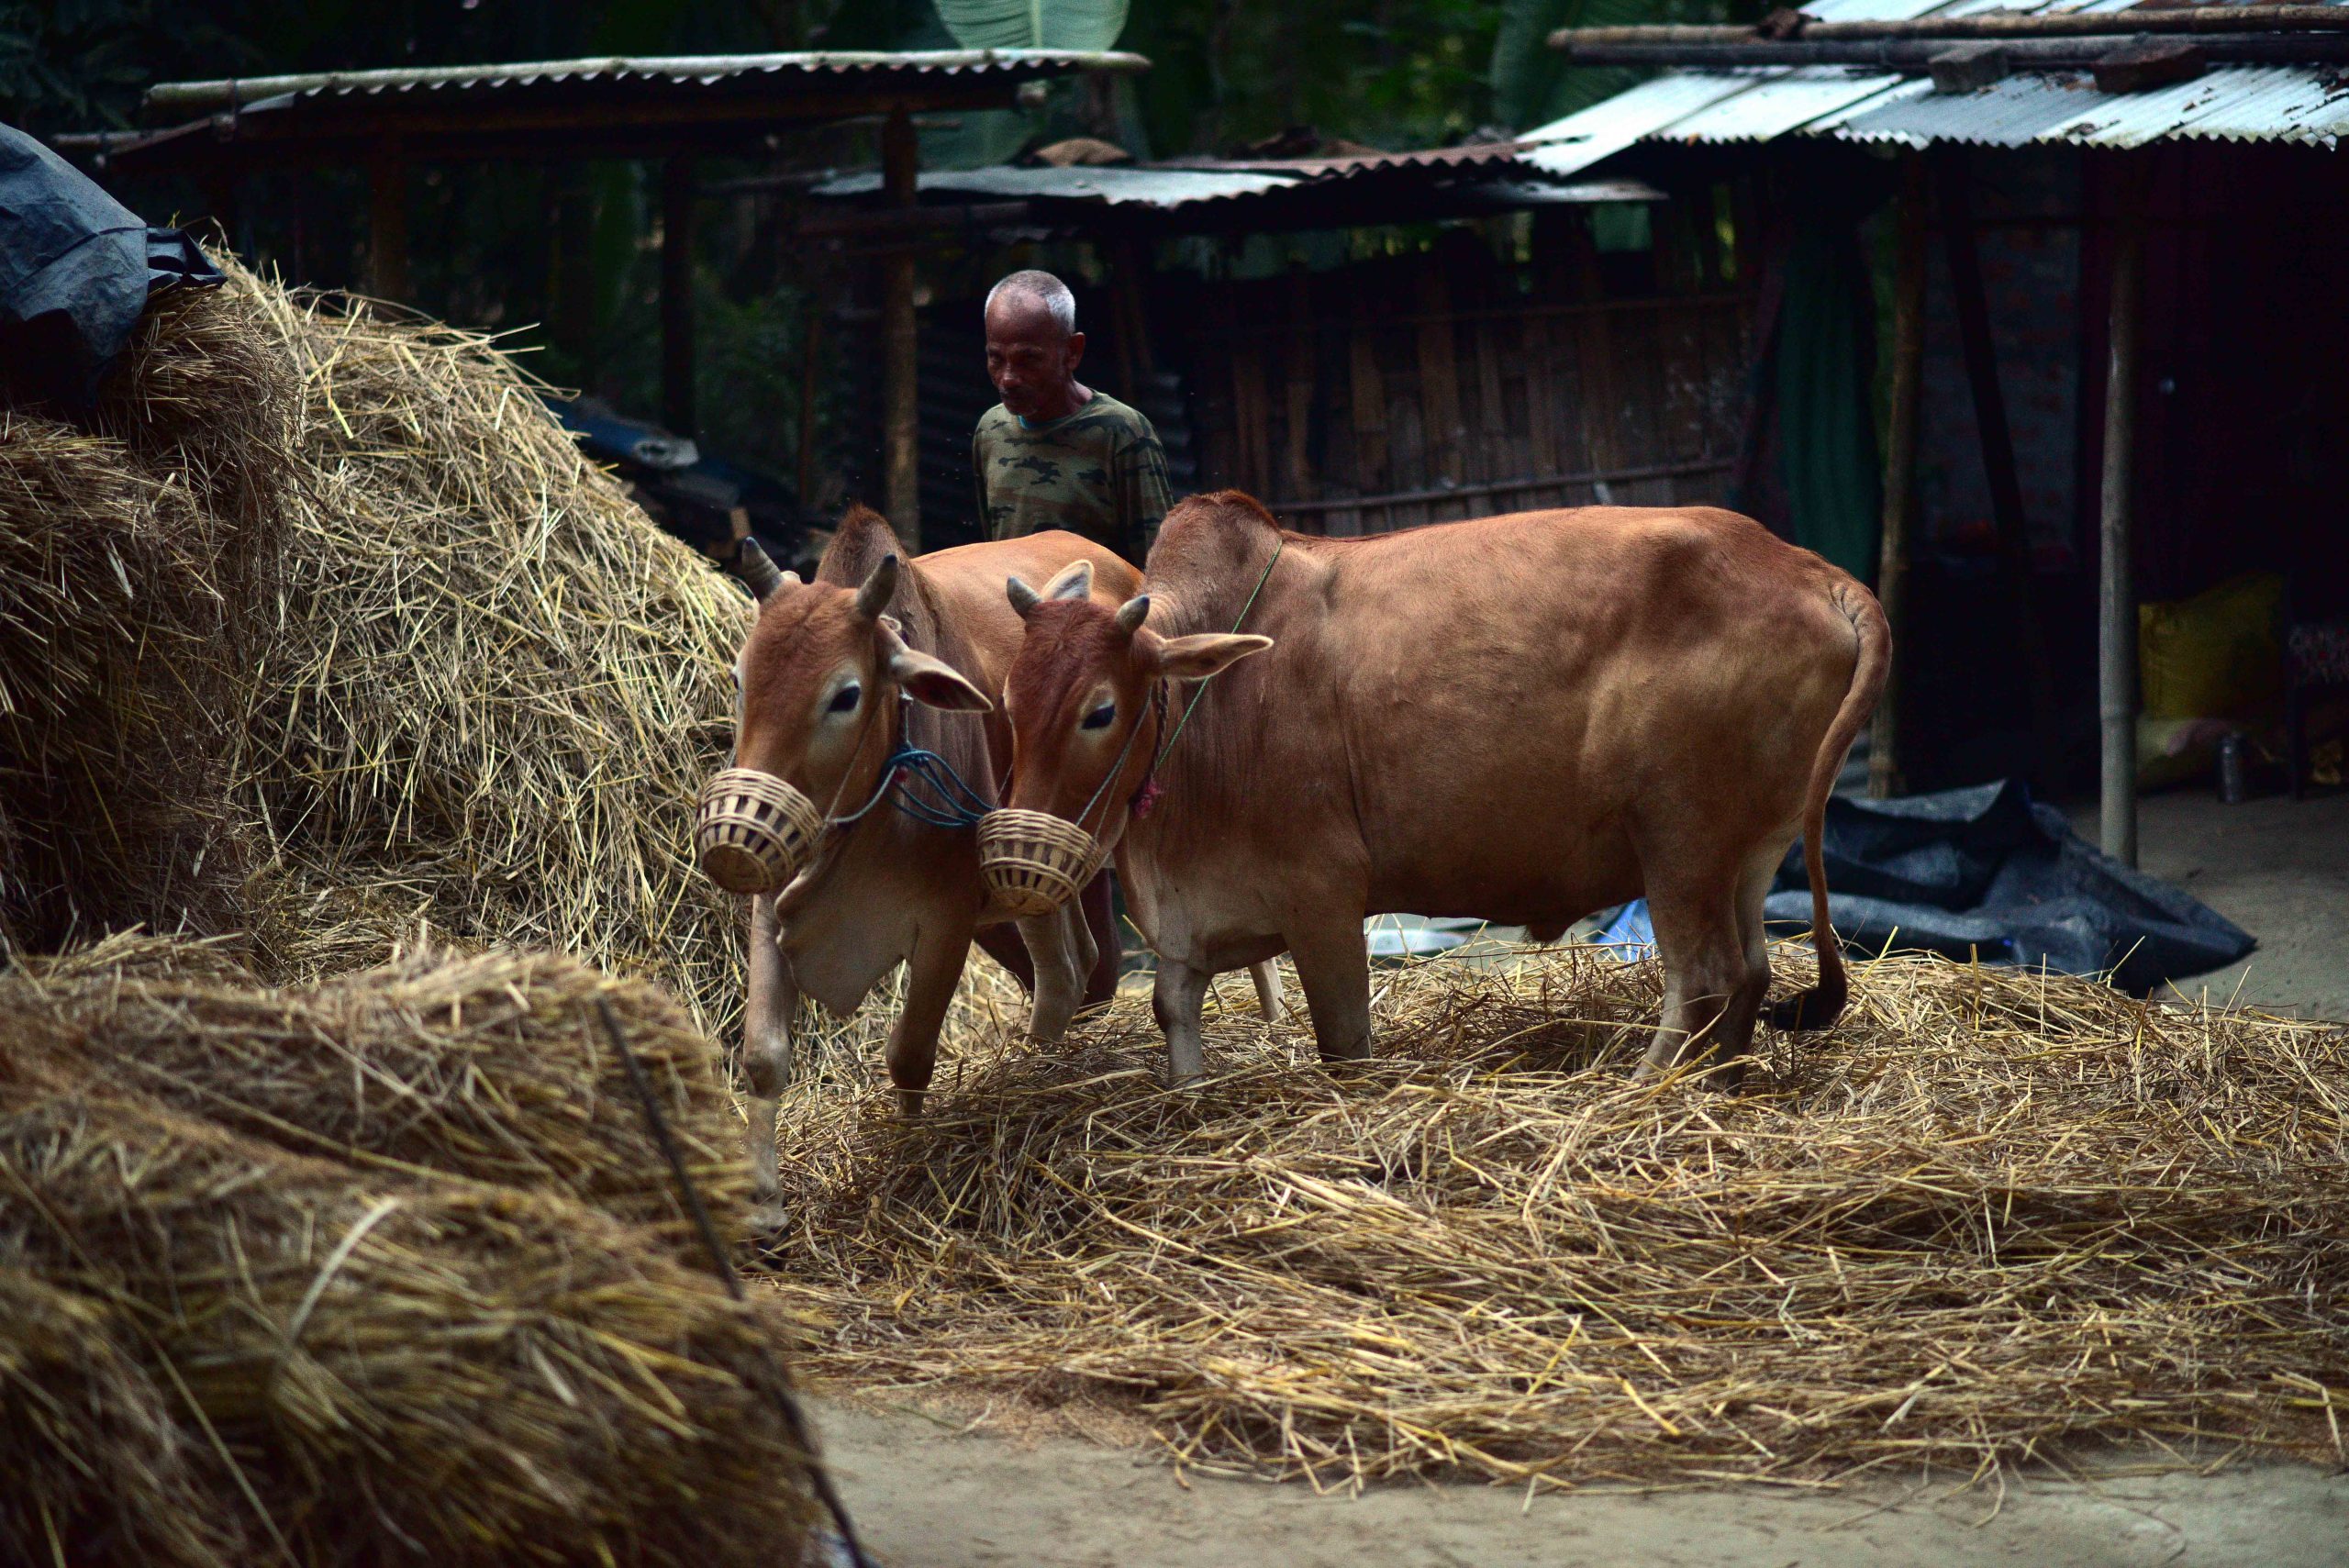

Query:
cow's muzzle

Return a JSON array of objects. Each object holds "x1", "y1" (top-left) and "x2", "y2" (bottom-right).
[
  {"x1": 696, "y1": 768, "x2": 825, "y2": 895},
  {"x1": 976, "y1": 808, "x2": 1106, "y2": 917}
]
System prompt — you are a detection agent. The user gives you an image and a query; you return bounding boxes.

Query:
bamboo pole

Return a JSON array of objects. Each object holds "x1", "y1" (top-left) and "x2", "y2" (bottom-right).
[
  {"x1": 1551, "y1": 7, "x2": 2349, "y2": 46},
  {"x1": 881, "y1": 106, "x2": 921, "y2": 550},
  {"x1": 2099, "y1": 175, "x2": 2147, "y2": 868},
  {"x1": 1869, "y1": 158, "x2": 1926, "y2": 802}
]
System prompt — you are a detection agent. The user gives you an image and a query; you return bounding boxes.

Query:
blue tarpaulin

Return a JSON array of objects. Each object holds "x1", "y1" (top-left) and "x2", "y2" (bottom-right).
[
  {"x1": 1591, "y1": 781, "x2": 2254, "y2": 995},
  {"x1": 1, "y1": 123, "x2": 220, "y2": 408}
]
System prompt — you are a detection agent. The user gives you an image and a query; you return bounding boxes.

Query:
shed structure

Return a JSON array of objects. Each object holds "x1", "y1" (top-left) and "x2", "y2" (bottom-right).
[
  {"x1": 58, "y1": 50, "x2": 1149, "y2": 549},
  {"x1": 1542, "y1": 0, "x2": 2349, "y2": 860}
]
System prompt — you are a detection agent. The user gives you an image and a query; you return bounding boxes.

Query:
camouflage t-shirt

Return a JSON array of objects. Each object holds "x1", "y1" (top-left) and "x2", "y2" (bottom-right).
[{"x1": 971, "y1": 392, "x2": 1172, "y2": 564}]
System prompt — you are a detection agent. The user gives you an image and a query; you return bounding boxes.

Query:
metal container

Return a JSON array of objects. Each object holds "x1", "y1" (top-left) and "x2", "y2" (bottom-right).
[{"x1": 2218, "y1": 732, "x2": 2250, "y2": 804}]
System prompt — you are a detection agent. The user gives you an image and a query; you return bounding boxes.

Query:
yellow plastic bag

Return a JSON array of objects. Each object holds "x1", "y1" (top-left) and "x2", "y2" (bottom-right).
[{"x1": 2138, "y1": 573, "x2": 2283, "y2": 720}]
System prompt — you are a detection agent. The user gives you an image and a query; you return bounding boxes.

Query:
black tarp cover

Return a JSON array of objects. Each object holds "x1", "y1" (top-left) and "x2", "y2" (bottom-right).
[
  {"x1": 1593, "y1": 781, "x2": 2254, "y2": 996},
  {"x1": 1, "y1": 123, "x2": 220, "y2": 408}
]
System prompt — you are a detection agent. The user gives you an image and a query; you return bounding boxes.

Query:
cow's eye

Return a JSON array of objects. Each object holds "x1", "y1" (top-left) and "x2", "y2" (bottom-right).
[
  {"x1": 1081, "y1": 702, "x2": 1116, "y2": 731},
  {"x1": 829, "y1": 683, "x2": 861, "y2": 714}
]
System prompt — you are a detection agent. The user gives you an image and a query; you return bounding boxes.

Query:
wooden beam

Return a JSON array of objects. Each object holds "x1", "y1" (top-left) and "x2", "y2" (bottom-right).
[
  {"x1": 2099, "y1": 176, "x2": 2147, "y2": 868},
  {"x1": 1553, "y1": 8, "x2": 2349, "y2": 45},
  {"x1": 661, "y1": 155, "x2": 697, "y2": 439},
  {"x1": 1869, "y1": 157, "x2": 1926, "y2": 802},
  {"x1": 366, "y1": 145, "x2": 409, "y2": 300},
  {"x1": 880, "y1": 106, "x2": 921, "y2": 550}
]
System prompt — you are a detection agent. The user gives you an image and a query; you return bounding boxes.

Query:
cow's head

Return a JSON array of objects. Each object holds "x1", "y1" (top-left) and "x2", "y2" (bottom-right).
[
  {"x1": 695, "y1": 532, "x2": 990, "y2": 895},
  {"x1": 994, "y1": 561, "x2": 1269, "y2": 884}
]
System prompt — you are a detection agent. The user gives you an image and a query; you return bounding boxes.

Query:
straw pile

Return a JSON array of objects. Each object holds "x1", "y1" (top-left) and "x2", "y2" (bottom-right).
[
  {"x1": 0, "y1": 1086, "x2": 818, "y2": 1568},
  {"x1": 765, "y1": 948, "x2": 2349, "y2": 1487},
  {"x1": 1, "y1": 256, "x2": 748, "y2": 1029},
  {"x1": 0, "y1": 283, "x2": 295, "y2": 955},
  {"x1": 228, "y1": 271, "x2": 749, "y2": 1028},
  {"x1": 2, "y1": 931, "x2": 749, "y2": 1248}
]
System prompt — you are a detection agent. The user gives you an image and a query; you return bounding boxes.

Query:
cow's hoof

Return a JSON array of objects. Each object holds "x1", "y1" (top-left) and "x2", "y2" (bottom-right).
[
  {"x1": 895, "y1": 1088, "x2": 927, "y2": 1118},
  {"x1": 747, "y1": 1199, "x2": 793, "y2": 1244}
]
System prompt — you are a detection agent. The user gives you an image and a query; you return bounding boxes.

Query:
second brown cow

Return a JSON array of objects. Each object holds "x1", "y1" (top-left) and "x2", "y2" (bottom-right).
[{"x1": 996, "y1": 491, "x2": 1889, "y2": 1085}]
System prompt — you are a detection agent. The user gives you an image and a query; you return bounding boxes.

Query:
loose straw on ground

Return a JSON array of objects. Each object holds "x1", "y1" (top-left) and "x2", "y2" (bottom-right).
[{"x1": 763, "y1": 946, "x2": 2349, "y2": 1489}]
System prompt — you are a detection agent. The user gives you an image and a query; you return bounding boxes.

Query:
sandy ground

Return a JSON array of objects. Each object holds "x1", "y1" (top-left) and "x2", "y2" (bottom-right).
[{"x1": 807, "y1": 785, "x2": 2349, "y2": 1568}]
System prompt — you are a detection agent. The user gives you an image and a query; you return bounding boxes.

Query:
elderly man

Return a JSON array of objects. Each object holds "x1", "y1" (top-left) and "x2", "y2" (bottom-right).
[{"x1": 972, "y1": 269, "x2": 1172, "y2": 566}]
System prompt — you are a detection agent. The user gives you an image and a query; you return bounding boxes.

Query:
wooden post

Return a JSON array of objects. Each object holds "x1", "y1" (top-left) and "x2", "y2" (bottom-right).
[
  {"x1": 2099, "y1": 172, "x2": 2147, "y2": 867},
  {"x1": 366, "y1": 145, "x2": 409, "y2": 300},
  {"x1": 881, "y1": 106, "x2": 921, "y2": 550},
  {"x1": 1937, "y1": 149, "x2": 2060, "y2": 784},
  {"x1": 661, "y1": 156, "x2": 697, "y2": 439},
  {"x1": 1869, "y1": 158, "x2": 1927, "y2": 800}
]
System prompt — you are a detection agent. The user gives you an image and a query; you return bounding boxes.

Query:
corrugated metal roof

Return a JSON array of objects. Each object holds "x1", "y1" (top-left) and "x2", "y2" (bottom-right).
[
  {"x1": 813, "y1": 149, "x2": 1663, "y2": 213},
  {"x1": 818, "y1": 164, "x2": 1297, "y2": 207},
  {"x1": 143, "y1": 50, "x2": 1149, "y2": 113},
  {"x1": 1832, "y1": 66, "x2": 2349, "y2": 147},
  {"x1": 1520, "y1": 73, "x2": 1761, "y2": 176},
  {"x1": 1832, "y1": 72, "x2": 2102, "y2": 146},
  {"x1": 1656, "y1": 68, "x2": 1911, "y2": 142}
]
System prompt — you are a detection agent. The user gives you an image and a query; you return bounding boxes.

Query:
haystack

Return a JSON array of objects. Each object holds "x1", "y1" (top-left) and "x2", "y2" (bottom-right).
[
  {"x1": 4, "y1": 931, "x2": 749, "y2": 1247},
  {"x1": 0, "y1": 283, "x2": 294, "y2": 955},
  {"x1": 2, "y1": 256, "x2": 749, "y2": 1031},
  {"x1": 765, "y1": 948, "x2": 2349, "y2": 1487},
  {"x1": 0, "y1": 1085, "x2": 819, "y2": 1568},
  {"x1": 225, "y1": 270, "x2": 750, "y2": 1030}
]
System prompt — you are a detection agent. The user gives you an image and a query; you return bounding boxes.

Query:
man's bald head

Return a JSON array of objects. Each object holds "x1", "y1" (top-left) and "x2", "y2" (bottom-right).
[{"x1": 984, "y1": 270, "x2": 1089, "y2": 423}]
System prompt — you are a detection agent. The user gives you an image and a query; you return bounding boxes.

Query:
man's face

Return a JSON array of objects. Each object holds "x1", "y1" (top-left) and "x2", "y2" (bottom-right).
[{"x1": 985, "y1": 292, "x2": 1085, "y2": 421}]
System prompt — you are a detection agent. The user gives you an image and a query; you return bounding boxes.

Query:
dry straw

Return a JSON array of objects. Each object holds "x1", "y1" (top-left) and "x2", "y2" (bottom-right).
[
  {"x1": 3, "y1": 931, "x2": 749, "y2": 1248},
  {"x1": 0, "y1": 1086, "x2": 818, "y2": 1568},
  {"x1": 764, "y1": 947, "x2": 2349, "y2": 1489}
]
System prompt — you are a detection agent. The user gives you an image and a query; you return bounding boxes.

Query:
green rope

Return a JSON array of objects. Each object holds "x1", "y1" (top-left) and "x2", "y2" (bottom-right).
[{"x1": 1152, "y1": 536, "x2": 1284, "y2": 770}]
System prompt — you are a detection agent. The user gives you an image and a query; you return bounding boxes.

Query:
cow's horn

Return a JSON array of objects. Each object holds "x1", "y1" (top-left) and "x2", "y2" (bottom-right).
[
  {"x1": 735, "y1": 539, "x2": 796, "y2": 602},
  {"x1": 1113, "y1": 595, "x2": 1151, "y2": 636},
  {"x1": 855, "y1": 554, "x2": 899, "y2": 619},
  {"x1": 1007, "y1": 575, "x2": 1041, "y2": 617}
]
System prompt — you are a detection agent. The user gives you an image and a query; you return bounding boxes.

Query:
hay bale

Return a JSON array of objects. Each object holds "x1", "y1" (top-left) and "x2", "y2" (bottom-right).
[
  {"x1": 219, "y1": 270, "x2": 748, "y2": 1032},
  {"x1": 766, "y1": 949, "x2": 2349, "y2": 1487},
  {"x1": 0, "y1": 1086, "x2": 819, "y2": 1567},
  {"x1": 4, "y1": 931, "x2": 748, "y2": 1248},
  {"x1": 0, "y1": 1267, "x2": 244, "y2": 1568}
]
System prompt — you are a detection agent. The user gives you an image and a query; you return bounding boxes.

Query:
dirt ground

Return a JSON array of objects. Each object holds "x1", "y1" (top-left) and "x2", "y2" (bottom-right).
[{"x1": 809, "y1": 784, "x2": 2349, "y2": 1567}]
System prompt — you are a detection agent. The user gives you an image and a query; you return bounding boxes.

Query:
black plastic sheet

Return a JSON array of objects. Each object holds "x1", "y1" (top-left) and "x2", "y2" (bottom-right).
[
  {"x1": 1, "y1": 123, "x2": 220, "y2": 408},
  {"x1": 1593, "y1": 780, "x2": 2254, "y2": 995}
]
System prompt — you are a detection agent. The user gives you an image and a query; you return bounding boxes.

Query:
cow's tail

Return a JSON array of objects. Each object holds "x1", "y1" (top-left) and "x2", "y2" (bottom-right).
[{"x1": 1769, "y1": 583, "x2": 1893, "y2": 1032}]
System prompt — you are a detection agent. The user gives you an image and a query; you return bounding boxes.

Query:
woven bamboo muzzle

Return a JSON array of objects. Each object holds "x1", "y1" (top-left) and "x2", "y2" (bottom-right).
[
  {"x1": 695, "y1": 768, "x2": 825, "y2": 895},
  {"x1": 976, "y1": 808, "x2": 1106, "y2": 917}
]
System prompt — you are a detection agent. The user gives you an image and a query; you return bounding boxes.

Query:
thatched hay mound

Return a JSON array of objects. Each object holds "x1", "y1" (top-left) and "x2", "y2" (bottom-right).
[
  {"x1": 1, "y1": 259, "x2": 746, "y2": 1029},
  {"x1": 3, "y1": 932, "x2": 748, "y2": 1247},
  {"x1": 0, "y1": 284, "x2": 294, "y2": 954},
  {"x1": 0, "y1": 1087, "x2": 818, "y2": 1568},
  {"x1": 228, "y1": 272, "x2": 748, "y2": 1028},
  {"x1": 766, "y1": 949, "x2": 2349, "y2": 1487}
]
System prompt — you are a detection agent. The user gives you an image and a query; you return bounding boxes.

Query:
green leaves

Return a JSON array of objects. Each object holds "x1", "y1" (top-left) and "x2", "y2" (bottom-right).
[
  {"x1": 930, "y1": 0, "x2": 1131, "y2": 52},
  {"x1": 1491, "y1": 0, "x2": 1716, "y2": 133}
]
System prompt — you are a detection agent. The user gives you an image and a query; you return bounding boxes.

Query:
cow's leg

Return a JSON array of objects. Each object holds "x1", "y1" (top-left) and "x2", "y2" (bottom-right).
[
  {"x1": 973, "y1": 920, "x2": 1038, "y2": 994},
  {"x1": 1018, "y1": 907, "x2": 1087, "y2": 1043},
  {"x1": 1152, "y1": 959, "x2": 1212, "y2": 1084},
  {"x1": 885, "y1": 926, "x2": 972, "y2": 1116},
  {"x1": 1288, "y1": 919, "x2": 1372, "y2": 1064},
  {"x1": 1078, "y1": 871, "x2": 1122, "y2": 1007},
  {"x1": 1636, "y1": 879, "x2": 1751, "y2": 1084},
  {"x1": 1709, "y1": 846, "x2": 1787, "y2": 1089},
  {"x1": 1249, "y1": 960, "x2": 1286, "y2": 1022},
  {"x1": 742, "y1": 894, "x2": 798, "y2": 1229}
]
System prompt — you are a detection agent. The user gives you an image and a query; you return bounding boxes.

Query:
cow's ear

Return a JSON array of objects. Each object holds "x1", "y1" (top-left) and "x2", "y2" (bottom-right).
[
  {"x1": 890, "y1": 646, "x2": 994, "y2": 713},
  {"x1": 1151, "y1": 632, "x2": 1273, "y2": 683},
  {"x1": 1041, "y1": 560, "x2": 1093, "y2": 602}
]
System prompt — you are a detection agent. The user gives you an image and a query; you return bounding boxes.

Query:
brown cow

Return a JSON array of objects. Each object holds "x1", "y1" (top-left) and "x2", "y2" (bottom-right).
[
  {"x1": 997, "y1": 492, "x2": 1889, "y2": 1085},
  {"x1": 714, "y1": 507, "x2": 1139, "y2": 1219}
]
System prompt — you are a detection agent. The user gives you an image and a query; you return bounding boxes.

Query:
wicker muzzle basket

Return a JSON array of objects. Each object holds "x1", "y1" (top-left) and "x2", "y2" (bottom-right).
[
  {"x1": 696, "y1": 768, "x2": 825, "y2": 895},
  {"x1": 977, "y1": 808, "x2": 1106, "y2": 917}
]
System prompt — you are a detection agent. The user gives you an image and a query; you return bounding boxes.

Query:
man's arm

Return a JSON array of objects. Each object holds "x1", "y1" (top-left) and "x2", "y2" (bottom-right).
[{"x1": 1113, "y1": 420, "x2": 1174, "y2": 565}]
